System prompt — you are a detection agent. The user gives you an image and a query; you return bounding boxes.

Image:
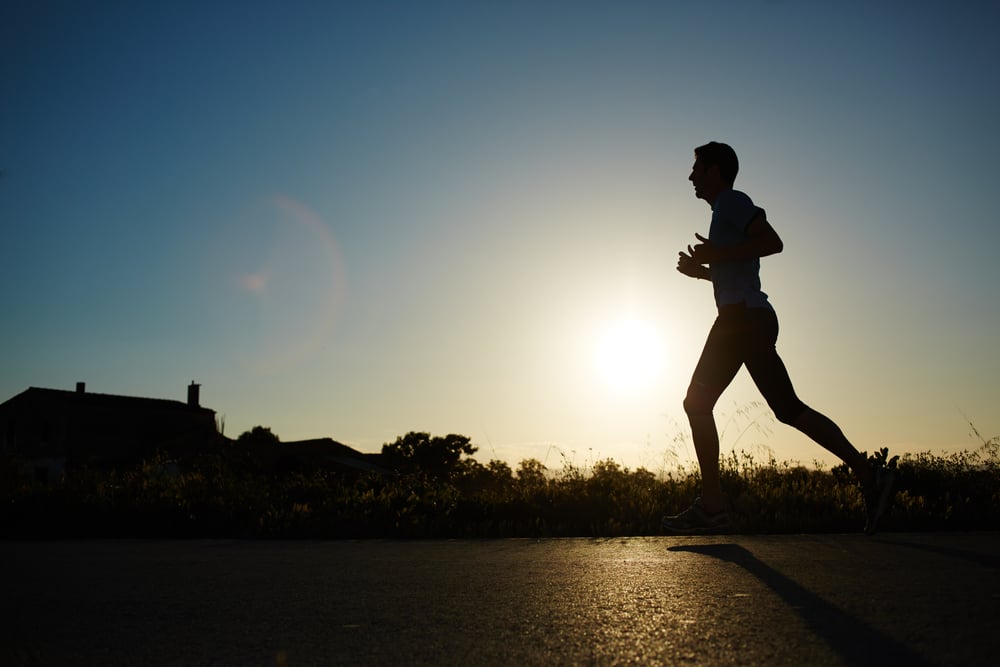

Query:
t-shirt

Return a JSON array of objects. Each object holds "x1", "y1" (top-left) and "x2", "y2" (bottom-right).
[{"x1": 708, "y1": 189, "x2": 771, "y2": 309}]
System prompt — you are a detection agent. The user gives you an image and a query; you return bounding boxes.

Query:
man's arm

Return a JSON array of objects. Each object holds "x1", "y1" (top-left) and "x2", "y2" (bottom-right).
[{"x1": 688, "y1": 209, "x2": 784, "y2": 265}]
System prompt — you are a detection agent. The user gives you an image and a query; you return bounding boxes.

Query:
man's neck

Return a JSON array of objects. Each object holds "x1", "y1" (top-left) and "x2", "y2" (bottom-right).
[{"x1": 707, "y1": 186, "x2": 733, "y2": 210}]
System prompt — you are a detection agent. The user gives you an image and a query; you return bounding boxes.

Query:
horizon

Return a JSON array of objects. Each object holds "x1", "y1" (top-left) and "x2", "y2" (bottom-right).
[
  {"x1": 3, "y1": 2, "x2": 998, "y2": 473},
  {"x1": 4, "y1": 378, "x2": 993, "y2": 475}
]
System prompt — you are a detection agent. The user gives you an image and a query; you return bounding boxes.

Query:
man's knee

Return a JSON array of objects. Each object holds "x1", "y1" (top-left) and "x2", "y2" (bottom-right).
[
  {"x1": 684, "y1": 383, "x2": 717, "y2": 417},
  {"x1": 770, "y1": 398, "x2": 808, "y2": 425}
]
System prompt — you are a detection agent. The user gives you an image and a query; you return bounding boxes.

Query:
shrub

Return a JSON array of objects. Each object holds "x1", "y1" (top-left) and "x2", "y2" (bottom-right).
[{"x1": 3, "y1": 436, "x2": 998, "y2": 538}]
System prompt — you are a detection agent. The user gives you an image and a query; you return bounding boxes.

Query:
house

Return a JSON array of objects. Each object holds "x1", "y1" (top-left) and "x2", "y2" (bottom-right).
[
  {"x1": 248, "y1": 437, "x2": 391, "y2": 476},
  {"x1": 0, "y1": 382, "x2": 218, "y2": 481}
]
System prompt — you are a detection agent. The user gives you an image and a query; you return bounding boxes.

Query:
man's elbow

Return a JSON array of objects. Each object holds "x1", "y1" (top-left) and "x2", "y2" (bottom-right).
[
  {"x1": 758, "y1": 239, "x2": 783, "y2": 258},
  {"x1": 766, "y1": 229, "x2": 784, "y2": 255}
]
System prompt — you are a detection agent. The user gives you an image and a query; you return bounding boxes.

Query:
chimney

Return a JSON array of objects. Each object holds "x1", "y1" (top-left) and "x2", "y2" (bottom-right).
[
  {"x1": 76, "y1": 382, "x2": 86, "y2": 394},
  {"x1": 187, "y1": 381, "x2": 200, "y2": 407}
]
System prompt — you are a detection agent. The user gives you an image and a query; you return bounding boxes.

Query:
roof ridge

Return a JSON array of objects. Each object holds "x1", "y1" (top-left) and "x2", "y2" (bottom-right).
[
  {"x1": 7, "y1": 386, "x2": 214, "y2": 413},
  {"x1": 29, "y1": 386, "x2": 183, "y2": 401}
]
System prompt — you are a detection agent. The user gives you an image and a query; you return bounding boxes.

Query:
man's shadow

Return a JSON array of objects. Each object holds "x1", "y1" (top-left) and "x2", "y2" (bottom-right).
[{"x1": 668, "y1": 543, "x2": 931, "y2": 666}]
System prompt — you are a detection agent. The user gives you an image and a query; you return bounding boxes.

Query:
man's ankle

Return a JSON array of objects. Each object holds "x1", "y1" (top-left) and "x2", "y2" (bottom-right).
[{"x1": 701, "y1": 497, "x2": 725, "y2": 514}]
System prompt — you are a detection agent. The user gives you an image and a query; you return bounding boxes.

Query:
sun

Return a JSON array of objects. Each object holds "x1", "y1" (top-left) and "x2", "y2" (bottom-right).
[{"x1": 594, "y1": 318, "x2": 666, "y2": 393}]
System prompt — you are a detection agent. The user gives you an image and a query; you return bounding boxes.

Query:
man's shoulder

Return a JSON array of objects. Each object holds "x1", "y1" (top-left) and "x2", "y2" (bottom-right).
[
  {"x1": 712, "y1": 190, "x2": 756, "y2": 226},
  {"x1": 714, "y1": 189, "x2": 754, "y2": 209}
]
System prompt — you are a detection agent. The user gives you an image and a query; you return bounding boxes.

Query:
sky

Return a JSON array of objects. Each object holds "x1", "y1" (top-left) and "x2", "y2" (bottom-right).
[{"x1": 3, "y1": 1, "x2": 999, "y2": 473}]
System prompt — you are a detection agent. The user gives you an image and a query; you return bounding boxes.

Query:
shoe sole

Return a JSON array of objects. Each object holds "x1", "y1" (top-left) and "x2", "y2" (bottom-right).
[{"x1": 661, "y1": 521, "x2": 732, "y2": 535}]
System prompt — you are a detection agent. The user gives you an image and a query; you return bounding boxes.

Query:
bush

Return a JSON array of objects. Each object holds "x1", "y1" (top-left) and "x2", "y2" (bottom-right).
[{"x1": 3, "y1": 436, "x2": 998, "y2": 538}]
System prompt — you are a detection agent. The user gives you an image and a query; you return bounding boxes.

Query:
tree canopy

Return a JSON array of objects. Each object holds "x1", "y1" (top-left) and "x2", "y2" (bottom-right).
[
  {"x1": 236, "y1": 425, "x2": 280, "y2": 447},
  {"x1": 381, "y1": 432, "x2": 478, "y2": 479}
]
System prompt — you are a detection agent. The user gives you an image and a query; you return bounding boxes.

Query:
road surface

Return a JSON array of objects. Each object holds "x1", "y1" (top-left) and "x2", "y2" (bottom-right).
[{"x1": 4, "y1": 533, "x2": 999, "y2": 665}]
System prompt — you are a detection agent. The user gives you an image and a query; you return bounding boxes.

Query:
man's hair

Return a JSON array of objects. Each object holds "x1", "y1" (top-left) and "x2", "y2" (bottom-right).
[{"x1": 694, "y1": 142, "x2": 739, "y2": 185}]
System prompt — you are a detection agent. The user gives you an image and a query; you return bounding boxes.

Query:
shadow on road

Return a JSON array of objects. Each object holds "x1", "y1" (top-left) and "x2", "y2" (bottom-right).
[
  {"x1": 879, "y1": 538, "x2": 1000, "y2": 570},
  {"x1": 668, "y1": 543, "x2": 932, "y2": 667}
]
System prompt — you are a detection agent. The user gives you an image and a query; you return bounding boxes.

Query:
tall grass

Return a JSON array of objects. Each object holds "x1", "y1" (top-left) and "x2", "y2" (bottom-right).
[{"x1": 3, "y1": 437, "x2": 998, "y2": 538}]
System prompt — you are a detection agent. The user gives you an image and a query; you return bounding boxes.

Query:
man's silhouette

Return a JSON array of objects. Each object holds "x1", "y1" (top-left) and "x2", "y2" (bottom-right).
[{"x1": 662, "y1": 142, "x2": 894, "y2": 534}]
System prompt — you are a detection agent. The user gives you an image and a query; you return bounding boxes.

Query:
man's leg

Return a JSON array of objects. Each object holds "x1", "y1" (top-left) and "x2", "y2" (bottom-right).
[
  {"x1": 792, "y1": 408, "x2": 872, "y2": 486},
  {"x1": 688, "y1": 412, "x2": 725, "y2": 513},
  {"x1": 683, "y1": 316, "x2": 743, "y2": 515},
  {"x1": 750, "y1": 344, "x2": 895, "y2": 532},
  {"x1": 744, "y1": 309, "x2": 873, "y2": 486}
]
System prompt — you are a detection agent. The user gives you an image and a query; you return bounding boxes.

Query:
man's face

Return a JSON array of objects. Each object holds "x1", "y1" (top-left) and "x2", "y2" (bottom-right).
[{"x1": 688, "y1": 158, "x2": 720, "y2": 203}]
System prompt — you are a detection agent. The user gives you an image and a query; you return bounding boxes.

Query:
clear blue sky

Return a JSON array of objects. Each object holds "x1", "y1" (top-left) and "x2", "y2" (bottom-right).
[{"x1": 3, "y1": 1, "x2": 998, "y2": 471}]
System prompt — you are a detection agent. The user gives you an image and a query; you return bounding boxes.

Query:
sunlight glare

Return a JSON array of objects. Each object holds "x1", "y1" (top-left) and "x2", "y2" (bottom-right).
[{"x1": 594, "y1": 318, "x2": 666, "y2": 393}]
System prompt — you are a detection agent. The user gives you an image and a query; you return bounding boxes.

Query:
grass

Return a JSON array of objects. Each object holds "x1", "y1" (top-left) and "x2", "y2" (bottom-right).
[{"x1": 3, "y1": 432, "x2": 998, "y2": 538}]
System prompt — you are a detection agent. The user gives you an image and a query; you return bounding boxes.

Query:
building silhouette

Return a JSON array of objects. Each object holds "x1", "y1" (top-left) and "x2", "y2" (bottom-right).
[
  {"x1": 1, "y1": 382, "x2": 390, "y2": 482},
  {"x1": 0, "y1": 382, "x2": 217, "y2": 482}
]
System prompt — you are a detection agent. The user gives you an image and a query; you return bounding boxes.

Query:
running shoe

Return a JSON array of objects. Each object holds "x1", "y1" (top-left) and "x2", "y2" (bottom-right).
[{"x1": 661, "y1": 498, "x2": 731, "y2": 534}]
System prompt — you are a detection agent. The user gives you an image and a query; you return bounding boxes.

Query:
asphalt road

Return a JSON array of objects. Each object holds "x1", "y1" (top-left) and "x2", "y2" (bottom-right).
[{"x1": 3, "y1": 533, "x2": 999, "y2": 666}]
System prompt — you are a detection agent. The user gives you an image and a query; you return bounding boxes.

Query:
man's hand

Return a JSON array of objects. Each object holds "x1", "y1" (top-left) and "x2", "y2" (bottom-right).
[
  {"x1": 677, "y1": 248, "x2": 709, "y2": 280},
  {"x1": 688, "y1": 233, "x2": 720, "y2": 264}
]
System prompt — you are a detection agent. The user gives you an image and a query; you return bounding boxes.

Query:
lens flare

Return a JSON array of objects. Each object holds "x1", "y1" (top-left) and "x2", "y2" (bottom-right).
[{"x1": 242, "y1": 195, "x2": 348, "y2": 374}]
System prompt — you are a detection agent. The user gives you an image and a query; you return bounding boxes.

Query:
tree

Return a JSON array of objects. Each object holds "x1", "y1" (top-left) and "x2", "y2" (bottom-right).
[
  {"x1": 236, "y1": 425, "x2": 280, "y2": 447},
  {"x1": 381, "y1": 432, "x2": 478, "y2": 479},
  {"x1": 516, "y1": 459, "x2": 548, "y2": 488}
]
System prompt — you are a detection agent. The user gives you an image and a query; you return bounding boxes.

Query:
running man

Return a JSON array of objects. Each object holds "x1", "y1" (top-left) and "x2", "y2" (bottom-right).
[{"x1": 662, "y1": 141, "x2": 894, "y2": 534}]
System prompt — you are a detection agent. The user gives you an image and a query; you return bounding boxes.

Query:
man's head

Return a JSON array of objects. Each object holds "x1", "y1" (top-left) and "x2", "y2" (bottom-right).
[{"x1": 689, "y1": 142, "x2": 739, "y2": 204}]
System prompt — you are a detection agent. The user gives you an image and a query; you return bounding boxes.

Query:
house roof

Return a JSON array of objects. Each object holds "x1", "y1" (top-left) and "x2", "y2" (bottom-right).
[
  {"x1": 254, "y1": 437, "x2": 391, "y2": 475},
  {"x1": 1, "y1": 387, "x2": 215, "y2": 414},
  {"x1": 280, "y1": 437, "x2": 367, "y2": 459}
]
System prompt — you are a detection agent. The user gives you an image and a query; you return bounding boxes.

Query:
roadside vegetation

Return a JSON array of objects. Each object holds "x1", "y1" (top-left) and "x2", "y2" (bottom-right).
[{"x1": 3, "y1": 430, "x2": 998, "y2": 538}]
